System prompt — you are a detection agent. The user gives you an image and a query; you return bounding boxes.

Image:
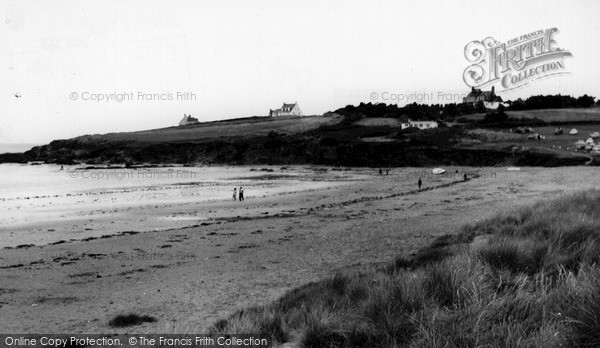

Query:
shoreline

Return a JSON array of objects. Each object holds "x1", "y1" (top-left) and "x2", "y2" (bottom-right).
[
  {"x1": 2, "y1": 171, "x2": 473, "y2": 251},
  {"x1": 0, "y1": 165, "x2": 354, "y2": 249}
]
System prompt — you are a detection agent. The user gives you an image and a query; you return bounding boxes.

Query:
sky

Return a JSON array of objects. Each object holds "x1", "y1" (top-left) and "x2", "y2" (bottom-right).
[{"x1": 1, "y1": 0, "x2": 599, "y2": 144}]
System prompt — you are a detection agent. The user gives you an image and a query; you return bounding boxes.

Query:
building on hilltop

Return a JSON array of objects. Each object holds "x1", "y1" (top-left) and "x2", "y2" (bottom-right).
[
  {"x1": 269, "y1": 102, "x2": 303, "y2": 117},
  {"x1": 400, "y1": 119, "x2": 438, "y2": 130},
  {"x1": 179, "y1": 114, "x2": 199, "y2": 126},
  {"x1": 463, "y1": 86, "x2": 504, "y2": 109}
]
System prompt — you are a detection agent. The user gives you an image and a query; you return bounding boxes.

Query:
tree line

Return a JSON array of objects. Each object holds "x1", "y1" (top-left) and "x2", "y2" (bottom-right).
[{"x1": 330, "y1": 94, "x2": 598, "y2": 121}]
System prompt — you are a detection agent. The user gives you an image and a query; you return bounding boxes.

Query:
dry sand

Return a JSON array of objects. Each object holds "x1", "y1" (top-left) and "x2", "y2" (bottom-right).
[{"x1": 1, "y1": 166, "x2": 599, "y2": 333}]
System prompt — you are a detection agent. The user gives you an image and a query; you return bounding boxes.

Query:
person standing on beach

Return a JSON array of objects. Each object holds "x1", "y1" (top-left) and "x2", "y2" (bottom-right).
[
  {"x1": 233, "y1": 187, "x2": 237, "y2": 201},
  {"x1": 239, "y1": 187, "x2": 244, "y2": 201},
  {"x1": 418, "y1": 178, "x2": 422, "y2": 190}
]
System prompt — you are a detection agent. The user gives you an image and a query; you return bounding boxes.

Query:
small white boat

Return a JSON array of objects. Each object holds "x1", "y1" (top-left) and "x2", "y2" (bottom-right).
[
  {"x1": 570, "y1": 129, "x2": 578, "y2": 135},
  {"x1": 432, "y1": 168, "x2": 446, "y2": 175},
  {"x1": 507, "y1": 167, "x2": 521, "y2": 171}
]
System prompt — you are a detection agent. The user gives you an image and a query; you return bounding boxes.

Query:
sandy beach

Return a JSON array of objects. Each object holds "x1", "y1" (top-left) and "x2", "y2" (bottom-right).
[
  {"x1": 0, "y1": 165, "x2": 350, "y2": 248},
  {"x1": 1, "y1": 165, "x2": 599, "y2": 333}
]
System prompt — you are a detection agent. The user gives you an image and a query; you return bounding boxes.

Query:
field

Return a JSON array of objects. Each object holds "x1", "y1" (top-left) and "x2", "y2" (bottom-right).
[
  {"x1": 461, "y1": 107, "x2": 600, "y2": 123},
  {"x1": 464, "y1": 125, "x2": 600, "y2": 161},
  {"x1": 456, "y1": 108, "x2": 600, "y2": 160},
  {"x1": 508, "y1": 108, "x2": 600, "y2": 123},
  {"x1": 354, "y1": 118, "x2": 403, "y2": 127},
  {"x1": 524, "y1": 124, "x2": 600, "y2": 149},
  {"x1": 72, "y1": 115, "x2": 343, "y2": 144}
]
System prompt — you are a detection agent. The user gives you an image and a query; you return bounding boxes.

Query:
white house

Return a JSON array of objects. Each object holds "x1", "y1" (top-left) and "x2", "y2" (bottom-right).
[
  {"x1": 179, "y1": 114, "x2": 199, "y2": 126},
  {"x1": 401, "y1": 120, "x2": 438, "y2": 130},
  {"x1": 269, "y1": 102, "x2": 303, "y2": 117},
  {"x1": 463, "y1": 86, "x2": 504, "y2": 109}
]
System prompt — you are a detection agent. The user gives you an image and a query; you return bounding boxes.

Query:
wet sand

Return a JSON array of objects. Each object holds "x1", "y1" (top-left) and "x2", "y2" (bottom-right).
[
  {"x1": 0, "y1": 166, "x2": 347, "y2": 248},
  {"x1": 1, "y1": 166, "x2": 599, "y2": 333}
]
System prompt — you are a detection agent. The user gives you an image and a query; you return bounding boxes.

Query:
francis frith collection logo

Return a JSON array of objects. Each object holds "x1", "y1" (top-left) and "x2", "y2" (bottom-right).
[{"x1": 463, "y1": 28, "x2": 572, "y2": 92}]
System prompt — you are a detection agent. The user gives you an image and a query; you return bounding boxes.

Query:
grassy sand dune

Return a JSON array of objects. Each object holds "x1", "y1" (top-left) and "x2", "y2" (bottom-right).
[{"x1": 210, "y1": 190, "x2": 600, "y2": 347}]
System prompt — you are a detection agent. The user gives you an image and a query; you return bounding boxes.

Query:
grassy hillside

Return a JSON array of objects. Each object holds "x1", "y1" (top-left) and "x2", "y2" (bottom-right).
[
  {"x1": 72, "y1": 115, "x2": 341, "y2": 144},
  {"x1": 508, "y1": 108, "x2": 600, "y2": 123},
  {"x1": 209, "y1": 191, "x2": 600, "y2": 347},
  {"x1": 1, "y1": 110, "x2": 597, "y2": 166},
  {"x1": 465, "y1": 124, "x2": 600, "y2": 151},
  {"x1": 457, "y1": 109, "x2": 600, "y2": 161},
  {"x1": 461, "y1": 107, "x2": 600, "y2": 123}
]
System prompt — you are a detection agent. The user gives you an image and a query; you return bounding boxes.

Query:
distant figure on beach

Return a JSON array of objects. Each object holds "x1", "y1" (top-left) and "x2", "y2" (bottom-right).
[
  {"x1": 385, "y1": 169, "x2": 389, "y2": 175},
  {"x1": 379, "y1": 168, "x2": 383, "y2": 175},
  {"x1": 239, "y1": 187, "x2": 244, "y2": 201},
  {"x1": 418, "y1": 178, "x2": 422, "y2": 190},
  {"x1": 60, "y1": 165, "x2": 64, "y2": 170},
  {"x1": 463, "y1": 173, "x2": 467, "y2": 181},
  {"x1": 233, "y1": 188, "x2": 237, "y2": 201}
]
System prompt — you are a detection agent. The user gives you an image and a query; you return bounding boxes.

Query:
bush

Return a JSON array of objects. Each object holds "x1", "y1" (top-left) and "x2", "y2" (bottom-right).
[
  {"x1": 483, "y1": 106, "x2": 508, "y2": 124},
  {"x1": 108, "y1": 313, "x2": 157, "y2": 327}
]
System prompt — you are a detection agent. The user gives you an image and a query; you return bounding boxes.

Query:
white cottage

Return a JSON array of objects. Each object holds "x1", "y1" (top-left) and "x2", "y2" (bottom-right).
[
  {"x1": 179, "y1": 114, "x2": 199, "y2": 126},
  {"x1": 269, "y1": 102, "x2": 303, "y2": 117}
]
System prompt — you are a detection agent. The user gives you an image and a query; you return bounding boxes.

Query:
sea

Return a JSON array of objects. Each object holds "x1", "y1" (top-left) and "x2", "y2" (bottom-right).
[
  {"x1": 0, "y1": 163, "x2": 334, "y2": 248},
  {"x1": 0, "y1": 143, "x2": 40, "y2": 154}
]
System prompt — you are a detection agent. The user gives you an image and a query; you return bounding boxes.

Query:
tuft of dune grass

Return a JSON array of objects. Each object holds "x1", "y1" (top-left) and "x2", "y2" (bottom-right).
[
  {"x1": 108, "y1": 313, "x2": 157, "y2": 328},
  {"x1": 210, "y1": 190, "x2": 600, "y2": 347}
]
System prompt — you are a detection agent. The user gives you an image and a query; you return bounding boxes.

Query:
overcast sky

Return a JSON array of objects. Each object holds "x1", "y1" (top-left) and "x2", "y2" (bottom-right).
[{"x1": 1, "y1": 0, "x2": 599, "y2": 144}]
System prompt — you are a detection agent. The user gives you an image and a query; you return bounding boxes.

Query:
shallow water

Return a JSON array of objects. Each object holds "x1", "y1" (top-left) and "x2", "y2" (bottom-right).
[{"x1": 0, "y1": 164, "x2": 343, "y2": 248}]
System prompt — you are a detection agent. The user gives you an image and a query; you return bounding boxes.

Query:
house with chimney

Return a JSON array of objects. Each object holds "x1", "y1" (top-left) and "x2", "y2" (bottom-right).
[
  {"x1": 463, "y1": 86, "x2": 504, "y2": 109},
  {"x1": 269, "y1": 102, "x2": 303, "y2": 117},
  {"x1": 179, "y1": 114, "x2": 199, "y2": 126}
]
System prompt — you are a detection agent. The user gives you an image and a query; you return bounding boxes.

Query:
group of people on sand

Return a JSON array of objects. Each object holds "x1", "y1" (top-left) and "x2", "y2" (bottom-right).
[{"x1": 233, "y1": 187, "x2": 244, "y2": 201}]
